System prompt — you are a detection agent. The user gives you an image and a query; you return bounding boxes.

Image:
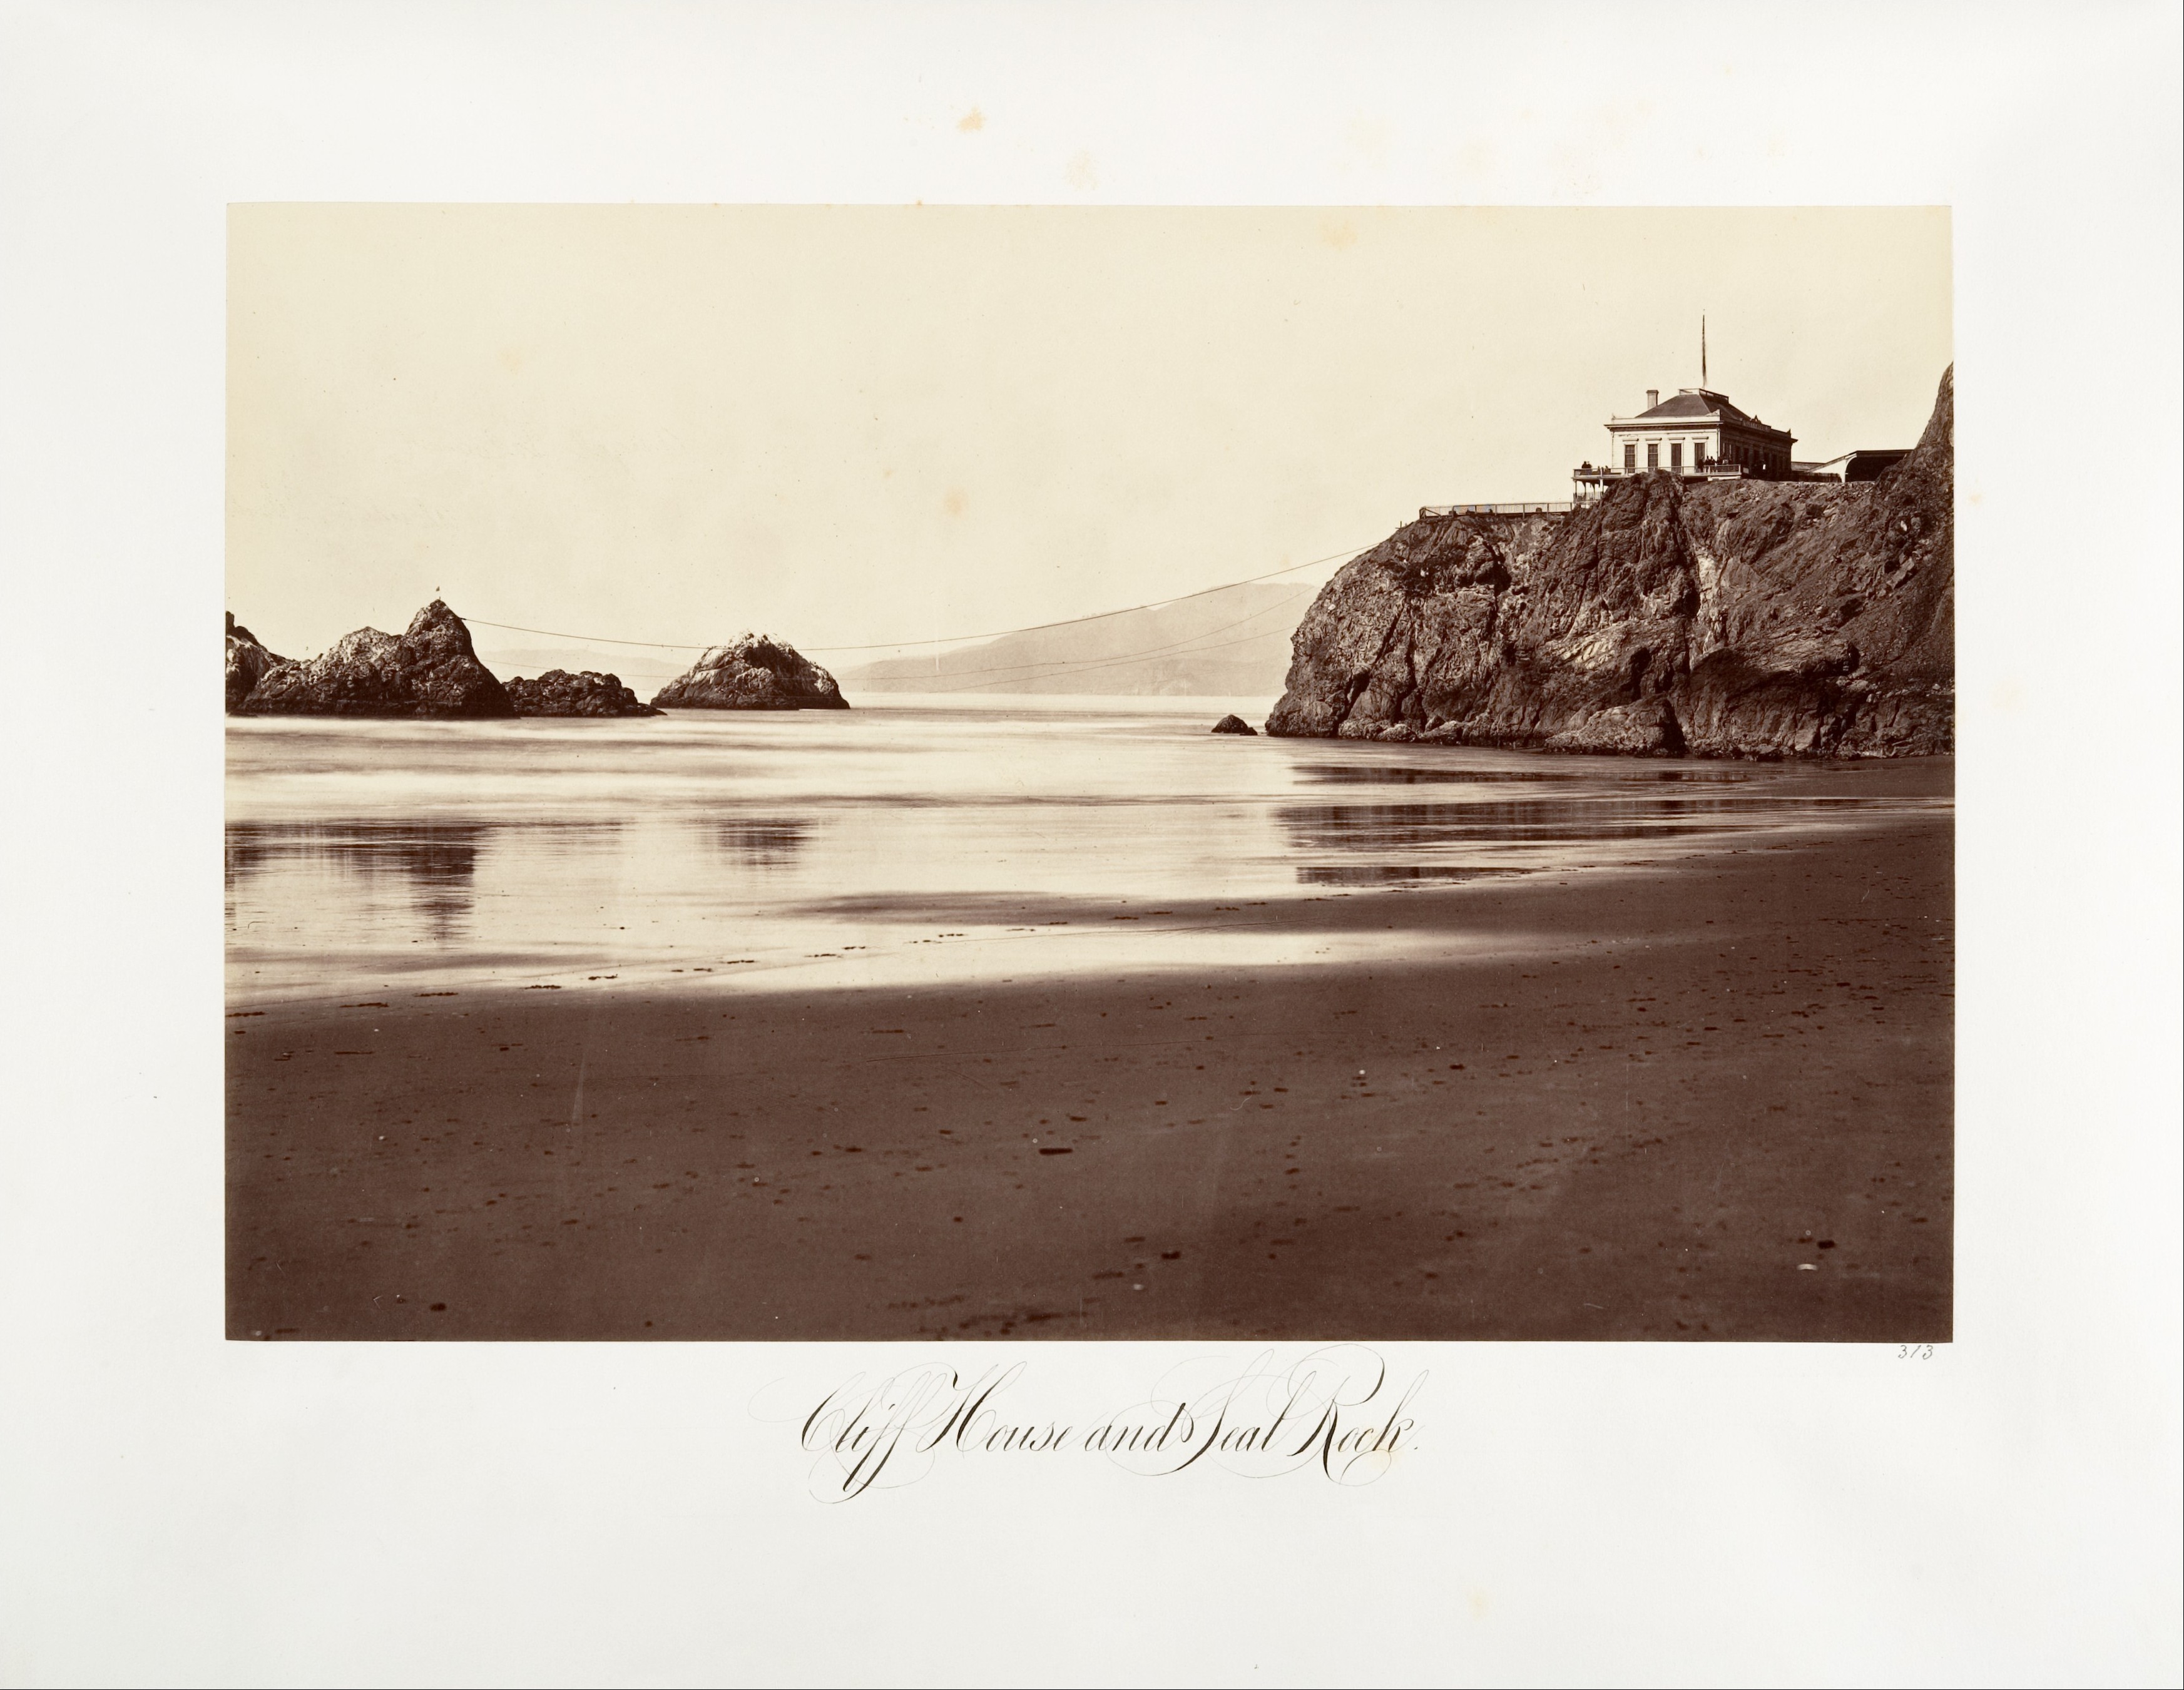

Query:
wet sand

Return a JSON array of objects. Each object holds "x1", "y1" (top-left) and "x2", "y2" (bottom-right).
[{"x1": 228, "y1": 783, "x2": 1951, "y2": 1342}]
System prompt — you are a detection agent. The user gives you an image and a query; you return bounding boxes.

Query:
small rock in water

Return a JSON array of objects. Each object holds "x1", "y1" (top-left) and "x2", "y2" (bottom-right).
[
  {"x1": 1210, "y1": 714, "x2": 1257, "y2": 736},
  {"x1": 506, "y1": 669, "x2": 661, "y2": 717},
  {"x1": 651, "y1": 633, "x2": 848, "y2": 711}
]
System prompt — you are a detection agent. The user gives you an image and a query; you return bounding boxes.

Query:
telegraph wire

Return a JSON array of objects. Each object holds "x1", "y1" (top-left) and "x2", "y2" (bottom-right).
[
  {"x1": 459, "y1": 537, "x2": 1372, "y2": 656},
  {"x1": 859, "y1": 583, "x2": 1317, "y2": 684},
  {"x1": 489, "y1": 583, "x2": 1316, "y2": 691}
]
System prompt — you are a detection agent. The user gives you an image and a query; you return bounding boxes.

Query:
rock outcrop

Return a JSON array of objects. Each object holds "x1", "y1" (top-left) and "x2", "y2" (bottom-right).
[
  {"x1": 235, "y1": 601, "x2": 515, "y2": 718},
  {"x1": 225, "y1": 613, "x2": 289, "y2": 714},
  {"x1": 505, "y1": 669, "x2": 661, "y2": 717},
  {"x1": 1267, "y1": 367, "x2": 1954, "y2": 759},
  {"x1": 1542, "y1": 697, "x2": 1685, "y2": 756},
  {"x1": 1210, "y1": 713, "x2": 1258, "y2": 735},
  {"x1": 651, "y1": 634, "x2": 849, "y2": 710}
]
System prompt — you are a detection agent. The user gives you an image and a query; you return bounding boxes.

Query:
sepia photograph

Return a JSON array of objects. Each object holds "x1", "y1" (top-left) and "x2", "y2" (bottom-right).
[
  {"x1": 226, "y1": 205, "x2": 1954, "y2": 1343},
  {"x1": 10, "y1": 4, "x2": 2176, "y2": 1684}
]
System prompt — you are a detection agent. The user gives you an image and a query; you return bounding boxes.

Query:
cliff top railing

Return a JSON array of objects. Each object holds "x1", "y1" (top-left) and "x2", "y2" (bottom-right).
[
  {"x1": 1573, "y1": 462, "x2": 1751, "y2": 481},
  {"x1": 1419, "y1": 501, "x2": 1575, "y2": 518}
]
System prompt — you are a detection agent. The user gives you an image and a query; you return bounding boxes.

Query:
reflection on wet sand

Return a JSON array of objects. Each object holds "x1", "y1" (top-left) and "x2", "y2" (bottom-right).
[
  {"x1": 225, "y1": 819, "x2": 487, "y2": 885},
  {"x1": 1281, "y1": 793, "x2": 1882, "y2": 850},
  {"x1": 1297, "y1": 865, "x2": 1529, "y2": 885},
  {"x1": 1299, "y1": 763, "x2": 1756, "y2": 786},
  {"x1": 224, "y1": 818, "x2": 633, "y2": 946},
  {"x1": 1300, "y1": 764, "x2": 1580, "y2": 785},
  {"x1": 225, "y1": 820, "x2": 494, "y2": 942},
  {"x1": 225, "y1": 705, "x2": 1948, "y2": 1001},
  {"x1": 701, "y1": 818, "x2": 809, "y2": 868}
]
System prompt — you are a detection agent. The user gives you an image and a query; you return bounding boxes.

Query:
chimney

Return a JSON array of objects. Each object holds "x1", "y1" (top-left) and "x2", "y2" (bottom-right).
[{"x1": 1645, "y1": 389, "x2": 1659, "y2": 409}]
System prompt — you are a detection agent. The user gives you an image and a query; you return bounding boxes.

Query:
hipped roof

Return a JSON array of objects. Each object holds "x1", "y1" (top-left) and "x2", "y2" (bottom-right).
[{"x1": 1621, "y1": 388, "x2": 1786, "y2": 435}]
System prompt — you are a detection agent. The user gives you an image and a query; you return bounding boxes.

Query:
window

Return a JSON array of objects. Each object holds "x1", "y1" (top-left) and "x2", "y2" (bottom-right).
[
  {"x1": 1670, "y1": 442, "x2": 1683, "y2": 471},
  {"x1": 1695, "y1": 440, "x2": 1708, "y2": 467},
  {"x1": 1646, "y1": 442, "x2": 1658, "y2": 470},
  {"x1": 1623, "y1": 442, "x2": 1636, "y2": 471}
]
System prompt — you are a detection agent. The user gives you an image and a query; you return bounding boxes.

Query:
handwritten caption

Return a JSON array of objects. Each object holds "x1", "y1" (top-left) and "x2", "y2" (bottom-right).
[{"x1": 797, "y1": 1345, "x2": 1423, "y2": 1501}]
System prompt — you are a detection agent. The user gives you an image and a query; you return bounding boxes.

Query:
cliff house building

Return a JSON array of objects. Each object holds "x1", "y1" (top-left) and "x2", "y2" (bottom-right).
[
  {"x1": 1572, "y1": 387, "x2": 1796, "y2": 504},
  {"x1": 1417, "y1": 375, "x2": 1912, "y2": 521}
]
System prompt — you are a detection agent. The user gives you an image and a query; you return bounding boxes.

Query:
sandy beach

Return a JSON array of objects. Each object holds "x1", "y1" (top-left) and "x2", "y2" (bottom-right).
[{"x1": 228, "y1": 761, "x2": 1951, "y2": 1343}]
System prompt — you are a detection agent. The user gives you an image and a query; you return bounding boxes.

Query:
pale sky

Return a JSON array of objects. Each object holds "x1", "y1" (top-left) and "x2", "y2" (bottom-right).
[{"x1": 228, "y1": 205, "x2": 1950, "y2": 658}]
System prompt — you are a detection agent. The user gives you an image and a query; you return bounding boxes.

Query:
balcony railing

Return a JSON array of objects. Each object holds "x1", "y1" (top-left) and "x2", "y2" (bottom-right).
[
  {"x1": 1419, "y1": 501, "x2": 1574, "y2": 518},
  {"x1": 1574, "y1": 461, "x2": 1750, "y2": 481}
]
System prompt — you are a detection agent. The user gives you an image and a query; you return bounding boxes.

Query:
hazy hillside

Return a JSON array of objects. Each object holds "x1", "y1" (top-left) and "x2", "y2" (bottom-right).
[
  {"x1": 840, "y1": 581, "x2": 1317, "y2": 697},
  {"x1": 465, "y1": 576, "x2": 1328, "y2": 702}
]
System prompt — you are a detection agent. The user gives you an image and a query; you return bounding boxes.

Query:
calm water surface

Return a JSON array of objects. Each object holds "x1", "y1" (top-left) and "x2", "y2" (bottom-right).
[{"x1": 226, "y1": 695, "x2": 1947, "y2": 1004}]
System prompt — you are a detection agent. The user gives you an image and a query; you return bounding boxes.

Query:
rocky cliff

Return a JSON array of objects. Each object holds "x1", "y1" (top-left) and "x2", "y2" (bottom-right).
[
  {"x1": 1266, "y1": 367, "x2": 1954, "y2": 758},
  {"x1": 651, "y1": 634, "x2": 849, "y2": 710},
  {"x1": 225, "y1": 614, "x2": 288, "y2": 714},
  {"x1": 235, "y1": 600, "x2": 516, "y2": 718},
  {"x1": 506, "y1": 669, "x2": 661, "y2": 717}
]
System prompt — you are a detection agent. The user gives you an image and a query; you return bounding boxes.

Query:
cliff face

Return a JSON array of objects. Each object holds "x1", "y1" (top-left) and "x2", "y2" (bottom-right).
[
  {"x1": 1267, "y1": 367, "x2": 1953, "y2": 758},
  {"x1": 236, "y1": 601, "x2": 515, "y2": 718},
  {"x1": 652, "y1": 635, "x2": 849, "y2": 710},
  {"x1": 506, "y1": 669, "x2": 661, "y2": 717},
  {"x1": 225, "y1": 614, "x2": 288, "y2": 714}
]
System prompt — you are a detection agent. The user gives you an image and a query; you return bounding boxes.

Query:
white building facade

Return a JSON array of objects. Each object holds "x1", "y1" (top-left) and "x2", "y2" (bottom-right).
[{"x1": 1573, "y1": 388, "x2": 1795, "y2": 504}]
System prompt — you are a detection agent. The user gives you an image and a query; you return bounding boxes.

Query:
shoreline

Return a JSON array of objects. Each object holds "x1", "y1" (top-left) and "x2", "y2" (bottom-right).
[{"x1": 228, "y1": 793, "x2": 1952, "y2": 1342}]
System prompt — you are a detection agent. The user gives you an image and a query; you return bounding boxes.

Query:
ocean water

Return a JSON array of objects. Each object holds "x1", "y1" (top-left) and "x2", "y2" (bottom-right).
[{"x1": 225, "y1": 695, "x2": 1948, "y2": 1005}]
